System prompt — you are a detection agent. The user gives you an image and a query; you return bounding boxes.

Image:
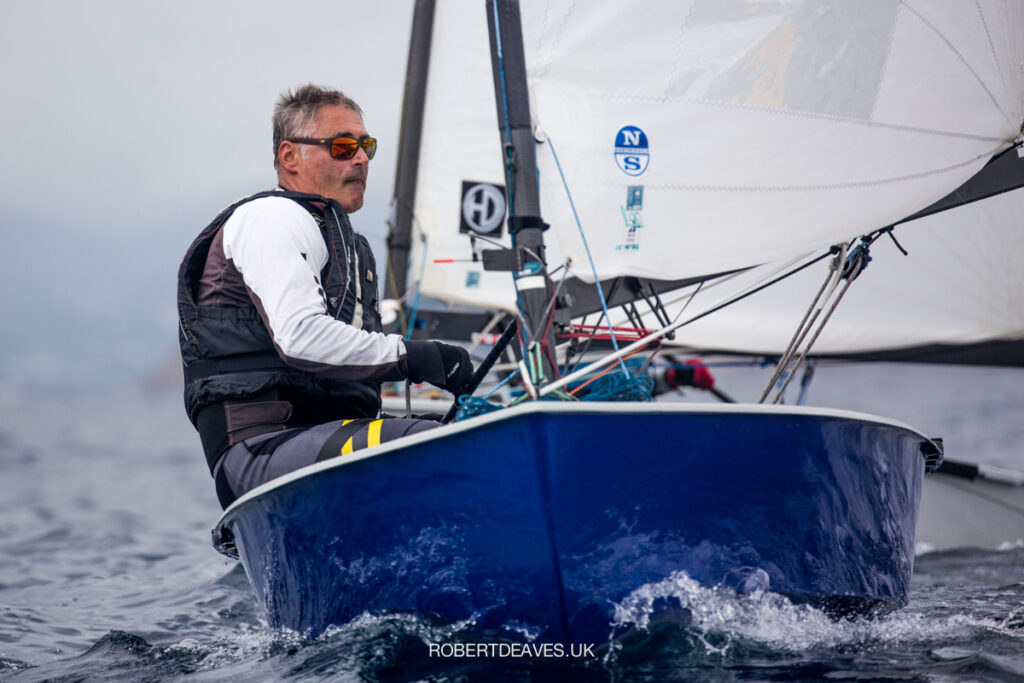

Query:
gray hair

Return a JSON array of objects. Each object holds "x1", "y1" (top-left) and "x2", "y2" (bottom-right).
[{"x1": 272, "y1": 83, "x2": 363, "y2": 170}]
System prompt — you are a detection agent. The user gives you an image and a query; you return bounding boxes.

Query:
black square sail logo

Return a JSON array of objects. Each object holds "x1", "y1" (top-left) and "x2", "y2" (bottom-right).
[{"x1": 459, "y1": 181, "x2": 506, "y2": 237}]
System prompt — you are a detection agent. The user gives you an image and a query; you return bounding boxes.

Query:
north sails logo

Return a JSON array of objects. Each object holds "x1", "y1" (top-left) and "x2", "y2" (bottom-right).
[{"x1": 614, "y1": 125, "x2": 649, "y2": 176}]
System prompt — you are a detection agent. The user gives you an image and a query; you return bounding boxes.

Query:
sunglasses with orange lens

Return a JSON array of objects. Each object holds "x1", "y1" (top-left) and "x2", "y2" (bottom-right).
[{"x1": 288, "y1": 135, "x2": 377, "y2": 160}]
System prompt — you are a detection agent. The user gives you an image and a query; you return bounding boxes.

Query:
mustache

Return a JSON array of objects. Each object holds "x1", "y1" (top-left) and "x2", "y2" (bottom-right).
[{"x1": 344, "y1": 168, "x2": 367, "y2": 183}]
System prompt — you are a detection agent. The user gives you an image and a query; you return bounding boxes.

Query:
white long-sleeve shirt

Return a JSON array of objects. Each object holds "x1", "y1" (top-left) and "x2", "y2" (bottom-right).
[{"x1": 218, "y1": 195, "x2": 407, "y2": 382}]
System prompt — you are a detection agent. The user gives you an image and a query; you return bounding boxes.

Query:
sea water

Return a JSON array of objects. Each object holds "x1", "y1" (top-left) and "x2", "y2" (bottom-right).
[{"x1": 1, "y1": 364, "x2": 1022, "y2": 681}]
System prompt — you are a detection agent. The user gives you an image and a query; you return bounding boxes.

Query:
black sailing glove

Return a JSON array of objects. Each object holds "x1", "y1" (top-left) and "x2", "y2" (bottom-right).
[{"x1": 405, "y1": 340, "x2": 474, "y2": 395}]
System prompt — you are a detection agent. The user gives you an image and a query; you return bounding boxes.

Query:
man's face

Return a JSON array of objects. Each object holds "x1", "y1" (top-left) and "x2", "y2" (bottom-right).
[{"x1": 288, "y1": 105, "x2": 370, "y2": 212}]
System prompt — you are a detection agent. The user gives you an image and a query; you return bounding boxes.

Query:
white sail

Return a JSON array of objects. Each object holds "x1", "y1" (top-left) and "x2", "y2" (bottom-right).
[
  {"x1": 527, "y1": 0, "x2": 1023, "y2": 282},
  {"x1": 406, "y1": 0, "x2": 512, "y2": 311},
  {"x1": 406, "y1": 0, "x2": 1023, "y2": 325},
  {"x1": 639, "y1": 186, "x2": 1024, "y2": 359}
]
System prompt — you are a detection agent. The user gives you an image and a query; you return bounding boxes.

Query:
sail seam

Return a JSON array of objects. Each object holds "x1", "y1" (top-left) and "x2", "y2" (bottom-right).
[
  {"x1": 974, "y1": 0, "x2": 1006, "y2": 93},
  {"x1": 532, "y1": 0, "x2": 576, "y2": 82},
  {"x1": 534, "y1": 90, "x2": 1004, "y2": 143},
  {"x1": 534, "y1": 0, "x2": 553, "y2": 56},
  {"x1": 583, "y1": 149, "x2": 999, "y2": 194},
  {"x1": 903, "y1": 1, "x2": 1008, "y2": 122},
  {"x1": 663, "y1": 0, "x2": 698, "y2": 102},
  {"x1": 870, "y1": 0, "x2": 902, "y2": 122}
]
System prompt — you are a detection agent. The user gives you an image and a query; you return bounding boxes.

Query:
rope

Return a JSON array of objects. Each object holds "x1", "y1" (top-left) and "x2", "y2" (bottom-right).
[
  {"x1": 483, "y1": 365, "x2": 521, "y2": 399},
  {"x1": 568, "y1": 345, "x2": 650, "y2": 397},
  {"x1": 454, "y1": 379, "x2": 576, "y2": 421},
  {"x1": 547, "y1": 136, "x2": 628, "y2": 375},
  {"x1": 770, "y1": 277, "x2": 855, "y2": 403},
  {"x1": 762, "y1": 236, "x2": 875, "y2": 404},
  {"x1": 450, "y1": 364, "x2": 524, "y2": 422},
  {"x1": 759, "y1": 245, "x2": 844, "y2": 402},
  {"x1": 455, "y1": 395, "x2": 504, "y2": 421},
  {"x1": 580, "y1": 373, "x2": 654, "y2": 402},
  {"x1": 564, "y1": 312, "x2": 605, "y2": 376},
  {"x1": 538, "y1": 250, "x2": 835, "y2": 399},
  {"x1": 442, "y1": 320, "x2": 519, "y2": 424}
]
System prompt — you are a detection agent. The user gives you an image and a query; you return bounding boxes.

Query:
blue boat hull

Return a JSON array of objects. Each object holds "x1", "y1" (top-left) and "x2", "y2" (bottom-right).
[{"x1": 213, "y1": 403, "x2": 932, "y2": 642}]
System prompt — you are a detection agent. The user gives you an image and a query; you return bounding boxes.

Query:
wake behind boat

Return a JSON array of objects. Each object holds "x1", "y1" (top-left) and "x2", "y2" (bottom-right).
[{"x1": 208, "y1": 0, "x2": 1023, "y2": 642}]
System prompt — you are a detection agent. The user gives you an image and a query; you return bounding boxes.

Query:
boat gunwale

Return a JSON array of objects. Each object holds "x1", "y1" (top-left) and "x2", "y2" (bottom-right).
[{"x1": 212, "y1": 400, "x2": 932, "y2": 532}]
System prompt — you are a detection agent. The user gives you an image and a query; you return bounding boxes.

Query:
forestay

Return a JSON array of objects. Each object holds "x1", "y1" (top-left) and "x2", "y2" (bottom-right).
[{"x1": 406, "y1": 0, "x2": 1023, "y2": 316}]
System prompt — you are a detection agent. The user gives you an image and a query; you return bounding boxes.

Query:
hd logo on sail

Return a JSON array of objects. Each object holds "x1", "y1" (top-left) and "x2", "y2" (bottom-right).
[{"x1": 614, "y1": 125, "x2": 649, "y2": 176}]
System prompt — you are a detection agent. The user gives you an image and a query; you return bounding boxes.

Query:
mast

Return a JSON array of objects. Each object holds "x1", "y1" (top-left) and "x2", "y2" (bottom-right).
[
  {"x1": 486, "y1": 0, "x2": 557, "y2": 385},
  {"x1": 385, "y1": 0, "x2": 436, "y2": 302}
]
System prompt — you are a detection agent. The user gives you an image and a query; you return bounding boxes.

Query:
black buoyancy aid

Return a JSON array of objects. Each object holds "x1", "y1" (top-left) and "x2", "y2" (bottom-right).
[{"x1": 177, "y1": 190, "x2": 384, "y2": 430}]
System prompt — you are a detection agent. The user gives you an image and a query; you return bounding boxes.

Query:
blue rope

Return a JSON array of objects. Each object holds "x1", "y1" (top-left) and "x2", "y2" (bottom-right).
[
  {"x1": 580, "y1": 373, "x2": 654, "y2": 402},
  {"x1": 453, "y1": 366, "x2": 521, "y2": 422},
  {"x1": 456, "y1": 363, "x2": 652, "y2": 418},
  {"x1": 482, "y1": 366, "x2": 520, "y2": 399},
  {"x1": 547, "y1": 138, "x2": 628, "y2": 376},
  {"x1": 455, "y1": 395, "x2": 504, "y2": 421}
]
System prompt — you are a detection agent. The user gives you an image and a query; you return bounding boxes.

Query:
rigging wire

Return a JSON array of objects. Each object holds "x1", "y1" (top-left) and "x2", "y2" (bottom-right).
[
  {"x1": 538, "y1": 249, "x2": 835, "y2": 398},
  {"x1": 563, "y1": 306, "x2": 611, "y2": 376},
  {"x1": 404, "y1": 233, "x2": 430, "y2": 340},
  {"x1": 546, "y1": 136, "x2": 629, "y2": 376},
  {"x1": 462, "y1": 227, "x2": 508, "y2": 250},
  {"x1": 670, "y1": 279, "x2": 705, "y2": 325}
]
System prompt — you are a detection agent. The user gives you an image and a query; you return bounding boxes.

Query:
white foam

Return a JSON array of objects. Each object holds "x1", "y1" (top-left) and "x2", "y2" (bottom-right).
[{"x1": 609, "y1": 569, "x2": 1016, "y2": 656}]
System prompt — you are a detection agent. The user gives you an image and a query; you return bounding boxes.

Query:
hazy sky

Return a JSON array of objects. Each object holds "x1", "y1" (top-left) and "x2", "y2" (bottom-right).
[{"x1": 0, "y1": 1, "x2": 415, "y2": 389}]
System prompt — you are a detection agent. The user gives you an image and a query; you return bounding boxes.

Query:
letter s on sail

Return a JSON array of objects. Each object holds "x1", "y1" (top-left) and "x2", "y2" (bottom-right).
[{"x1": 614, "y1": 125, "x2": 649, "y2": 176}]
